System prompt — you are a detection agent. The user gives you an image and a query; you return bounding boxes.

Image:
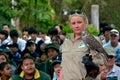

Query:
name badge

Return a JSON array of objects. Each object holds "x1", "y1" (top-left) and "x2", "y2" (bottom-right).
[{"x1": 78, "y1": 41, "x2": 85, "y2": 48}]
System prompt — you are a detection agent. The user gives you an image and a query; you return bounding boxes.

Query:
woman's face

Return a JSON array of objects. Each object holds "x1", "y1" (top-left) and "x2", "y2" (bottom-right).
[
  {"x1": 21, "y1": 59, "x2": 35, "y2": 75},
  {"x1": 1, "y1": 64, "x2": 12, "y2": 77},
  {"x1": 52, "y1": 36, "x2": 61, "y2": 46},
  {"x1": 0, "y1": 55, "x2": 7, "y2": 63},
  {"x1": 69, "y1": 15, "x2": 86, "y2": 34}
]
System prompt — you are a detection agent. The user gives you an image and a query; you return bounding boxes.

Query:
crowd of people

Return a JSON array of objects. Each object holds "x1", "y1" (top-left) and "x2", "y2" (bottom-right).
[{"x1": 0, "y1": 10, "x2": 120, "y2": 80}]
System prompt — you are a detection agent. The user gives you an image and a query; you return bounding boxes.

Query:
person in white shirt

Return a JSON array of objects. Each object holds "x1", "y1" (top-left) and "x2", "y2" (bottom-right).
[
  {"x1": 52, "y1": 54, "x2": 62, "y2": 80},
  {"x1": 2, "y1": 24, "x2": 11, "y2": 42},
  {"x1": 103, "y1": 29, "x2": 120, "y2": 66},
  {"x1": 28, "y1": 27, "x2": 41, "y2": 44},
  {"x1": 101, "y1": 48, "x2": 120, "y2": 80},
  {"x1": 10, "y1": 29, "x2": 26, "y2": 52},
  {"x1": 0, "y1": 30, "x2": 9, "y2": 47},
  {"x1": 102, "y1": 26, "x2": 112, "y2": 45},
  {"x1": 38, "y1": 30, "x2": 51, "y2": 44}
]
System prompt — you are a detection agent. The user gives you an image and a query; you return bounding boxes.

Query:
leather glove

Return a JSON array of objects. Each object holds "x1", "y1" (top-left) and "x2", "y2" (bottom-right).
[{"x1": 82, "y1": 54, "x2": 99, "y2": 79}]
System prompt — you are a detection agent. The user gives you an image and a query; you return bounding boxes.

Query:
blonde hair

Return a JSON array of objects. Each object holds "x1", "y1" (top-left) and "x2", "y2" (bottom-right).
[{"x1": 69, "y1": 13, "x2": 88, "y2": 25}]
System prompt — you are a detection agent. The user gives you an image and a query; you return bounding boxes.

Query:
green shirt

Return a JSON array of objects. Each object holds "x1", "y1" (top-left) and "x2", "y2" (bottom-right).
[
  {"x1": 45, "y1": 58, "x2": 54, "y2": 78},
  {"x1": 10, "y1": 69, "x2": 51, "y2": 80}
]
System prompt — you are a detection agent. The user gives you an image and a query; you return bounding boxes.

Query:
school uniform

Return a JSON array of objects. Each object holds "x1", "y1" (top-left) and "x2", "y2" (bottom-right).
[
  {"x1": 10, "y1": 69, "x2": 51, "y2": 80},
  {"x1": 45, "y1": 58, "x2": 54, "y2": 79}
]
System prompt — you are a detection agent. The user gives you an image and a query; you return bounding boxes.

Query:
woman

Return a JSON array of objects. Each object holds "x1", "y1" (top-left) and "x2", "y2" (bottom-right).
[
  {"x1": 11, "y1": 56, "x2": 51, "y2": 80},
  {"x1": 61, "y1": 10, "x2": 107, "y2": 80},
  {"x1": 61, "y1": 10, "x2": 89, "y2": 80},
  {"x1": 0, "y1": 53, "x2": 8, "y2": 64},
  {"x1": 0, "y1": 62, "x2": 12, "y2": 80}
]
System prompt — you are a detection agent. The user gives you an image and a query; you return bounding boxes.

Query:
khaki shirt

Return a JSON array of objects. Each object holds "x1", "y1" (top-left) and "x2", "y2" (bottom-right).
[
  {"x1": 61, "y1": 34, "x2": 106, "y2": 80},
  {"x1": 61, "y1": 34, "x2": 89, "y2": 80}
]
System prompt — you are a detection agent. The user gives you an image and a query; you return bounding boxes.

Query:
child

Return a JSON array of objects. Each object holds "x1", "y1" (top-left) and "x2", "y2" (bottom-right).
[
  {"x1": 11, "y1": 56, "x2": 51, "y2": 80},
  {"x1": 0, "y1": 52, "x2": 16, "y2": 76},
  {"x1": 52, "y1": 54, "x2": 62, "y2": 80},
  {"x1": 8, "y1": 42, "x2": 21, "y2": 67},
  {"x1": 51, "y1": 35, "x2": 61, "y2": 46},
  {"x1": 44, "y1": 43, "x2": 60, "y2": 79},
  {"x1": 22, "y1": 40, "x2": 40, "y2": 59},
  {"x1": 36, "y1": 53, "x2": 48, "y2": 72},
  {"x1": 0, "y1": 62, "x2": 12, "y2": 80},
  {"x1": 0, "y1": 53, "x2": 8, "y2": 64},
  {"x1": 0, "y1": 30, "x2": 9, "y2": 49}
]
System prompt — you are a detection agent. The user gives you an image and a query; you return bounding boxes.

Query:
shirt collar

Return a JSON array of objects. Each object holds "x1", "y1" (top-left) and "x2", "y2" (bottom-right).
[
  {"x1": 20, "y1": 69, "x2": 40, "y2": 79},
  {"x1": 70, "y1": 33, "x2": 81, "y2": 42}
]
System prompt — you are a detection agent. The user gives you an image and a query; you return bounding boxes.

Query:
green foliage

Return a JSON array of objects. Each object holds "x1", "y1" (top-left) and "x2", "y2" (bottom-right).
[
  {"x1": 0, "y1": 0, "x2": 57, "y2": 31},
  {"x1": 99, "y1": 0, "x2": 120, "y2": 30},
  {"x1": 62, "y1": 21, "x2": 72, "y2": 38},
  {"x1": 62, "y1": 23, "x2": 99, "y2": 38},
  {"x1": 0, "y1": 0, "x2": 120, "y2": 33},
  {"x1": 0, "y1": 0, "x2": 12, "y2": 29},
  {"x1": 86, "y1": 24, "x2": 99, "y2": 36}
]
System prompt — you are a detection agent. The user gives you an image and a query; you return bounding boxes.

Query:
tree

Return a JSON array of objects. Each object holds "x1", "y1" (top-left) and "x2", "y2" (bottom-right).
[{"x1": 0, "y1": 0, "x2": 12, "y2": 29}]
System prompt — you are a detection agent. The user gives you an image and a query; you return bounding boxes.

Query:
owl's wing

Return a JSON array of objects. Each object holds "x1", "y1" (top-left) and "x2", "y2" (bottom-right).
[{"x1": 82, "y1": 30, "x2": 108, "y2": 59}]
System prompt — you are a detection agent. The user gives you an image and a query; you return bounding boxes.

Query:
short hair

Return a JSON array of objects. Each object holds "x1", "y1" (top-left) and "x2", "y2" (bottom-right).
[
  {"x1": 8, "y1": 42, "x2": 19, "y2": 48},
  {"x1": 22, "y1": 27, "x2": 29, "y2": 32},
  {"x1": 54, "y1": 24, "x2": 63, "y2": 30},
  {"x1": 28, "y1": 27, "x2": 38, "y2": 34},
  {"x1": 39, "y1": 30, "x2": 46, "y2": 34},
  {"x1": 103, "y1": 26, "x2": 113, "y2": 34},
  {"x1": 99, "y1": 20, "x2": 108, "y2": 28},
  {"x1": 59, "y1": 30, "x2": 66, "y2": 36},
  {"x1": 68, "y1": 10, "x2": 88, "y2": 25},
  {"x1": 10, "y1": 30, "x2": 19, "y2": 38},
  {"x1": 48, "y1": 27, "x2": 58, "y2": 36},
  {"x1": 2, "y1": 24, "x2": 10, "y2": 28},
  {"x1": 15, "y1": 56, "x2": 35, "y2": 74},
  {"x1": 0, "y1": 30, "x2": 8, "y2": 39}
]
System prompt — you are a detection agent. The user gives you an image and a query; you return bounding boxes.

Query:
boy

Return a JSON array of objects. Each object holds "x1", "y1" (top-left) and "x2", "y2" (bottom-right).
[
  {"x1": 52, "y1": 54, "x2": 62, "y2": 80},
  {"x1": 8, "y1": 42, "x2": 21, "y2": 67},
  {"x1": 44, "y1": 43, "x2": 60, "y2": 79}
]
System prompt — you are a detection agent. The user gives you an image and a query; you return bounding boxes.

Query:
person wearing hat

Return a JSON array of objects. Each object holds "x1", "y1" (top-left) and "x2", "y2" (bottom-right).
[
  {"x1": 44, "y1": 43, "x2": 60, "y2": 79},
  {"x1": 52, "y1": 54, "x2": 62, "y2": 80},
  {"x1": 102, "y1": 26, "x2": 113, "y2": 45},
  {"x1": 0, "y1": 30, "x2": 9, "y2": 48},
  {"x1": 22, "y1": 40, "x2": 40, "y2": 59},
  {"x1": 103, "y1": 29, "x2": 120, "y2": 66},
  {"x1": 100, "y1": 48, "x2": 120, "y2": 80}
]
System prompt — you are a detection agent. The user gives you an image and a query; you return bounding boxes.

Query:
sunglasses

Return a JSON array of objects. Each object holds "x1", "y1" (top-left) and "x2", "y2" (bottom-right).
[{"x1": 69, "y1": 10, "x2": 82, "y2": 15}]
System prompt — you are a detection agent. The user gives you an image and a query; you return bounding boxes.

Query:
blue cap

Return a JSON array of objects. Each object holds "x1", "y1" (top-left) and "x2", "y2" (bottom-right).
[{"x1": 51, "y1": 54, "x2": 62, "y2": 66}]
